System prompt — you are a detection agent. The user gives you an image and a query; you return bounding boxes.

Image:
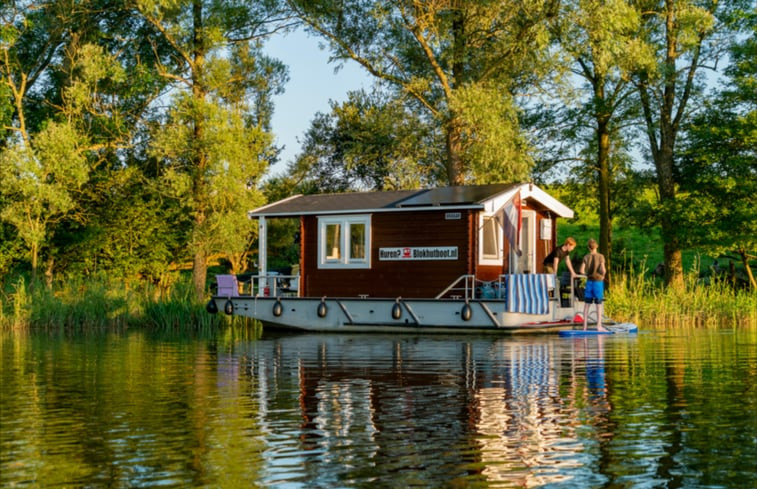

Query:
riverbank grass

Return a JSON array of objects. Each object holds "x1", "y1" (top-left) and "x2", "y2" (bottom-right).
[
  {"x1": 2, "y1": 269, "x2": 755, "y2": 330},
  {"x1": 0, "y1": 274, "x2": 248, "y2": 331},
  {"x1": 607, "y1": 265, "x2": 757, "y2": 328}
]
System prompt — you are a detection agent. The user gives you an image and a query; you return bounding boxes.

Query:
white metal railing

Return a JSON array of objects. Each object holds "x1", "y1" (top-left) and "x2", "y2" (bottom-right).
[
  {"x1": 546, "y1": 273, "x2": 586, "y2": 308},
  {"x1": 435, "y1": 274, "x2": 477, "y2": 300},
  {"x1": 435, "y1": 273, "x2": 586, "y2": 306},
  {"x1": 569, "y1": 274, "x2": 588, "y2": 308},
  {"x1": 241, "y1": 274, "x2": 300, "y2": 297}
]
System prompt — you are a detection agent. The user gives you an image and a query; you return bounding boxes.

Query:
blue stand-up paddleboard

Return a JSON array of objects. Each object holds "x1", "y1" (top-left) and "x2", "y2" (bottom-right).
[{"x1": 559, "y1": 323, "x2": 638, "y2": 337}]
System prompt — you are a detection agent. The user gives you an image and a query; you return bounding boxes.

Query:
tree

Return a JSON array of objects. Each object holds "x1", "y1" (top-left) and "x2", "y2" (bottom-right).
[
  {"x1": 55, "y1": 166, "x2": 190, "y2": 280},
  {"x1": 1, "y1": 1, "x2": 174, "y2": 282},
  {"x1": 288, "y1": 0, "x2": 556, "y2": 185},
  {"x1": 630, "y1": 0, "x2": 748, "y2": 288},
  {"x1": 135, "y1": 0, "x2": 290, "y2": 298},
  {"x1": 0, "y1": 122, "x2": 89, "y2": 283},
  {"x1": 1, "y1": 9, "x2": 126, "y2": 283},
  {"x1": 551, "y1": 0, "x2": 650, "y2": 276},
  {"x1": 287, "y1": 89, "x2": 437, "y2": 193},
  {"x1": 679, "y1": 18, "x2": 757, "y2": 289}
]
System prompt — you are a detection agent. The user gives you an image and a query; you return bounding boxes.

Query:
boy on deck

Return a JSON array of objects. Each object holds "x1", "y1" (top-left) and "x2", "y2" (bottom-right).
[
  {"x1": 580, "y1": 238, "x2": 608, "y2": 332},
  {"x1": 543, "y1": 237, "x2": 577, "y2": 276}
]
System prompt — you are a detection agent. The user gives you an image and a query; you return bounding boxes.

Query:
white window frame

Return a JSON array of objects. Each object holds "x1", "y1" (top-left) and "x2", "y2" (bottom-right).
[
  {"x1": 318, "y1": 215, "x2": 371, "y2": 269},
  {"x1": 479, "y1": 213, "x2": 503, "y2": 266}
]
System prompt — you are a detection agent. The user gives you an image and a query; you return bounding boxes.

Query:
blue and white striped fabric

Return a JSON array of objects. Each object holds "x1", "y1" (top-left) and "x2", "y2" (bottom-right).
[{"x1": 505, "y1": 274, "x2": 551, "y2": 314}]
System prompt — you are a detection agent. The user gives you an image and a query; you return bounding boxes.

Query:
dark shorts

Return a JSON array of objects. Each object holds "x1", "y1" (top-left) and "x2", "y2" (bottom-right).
[{"x1": 584, "y1": 280, "x2": 604, "y2": 303}]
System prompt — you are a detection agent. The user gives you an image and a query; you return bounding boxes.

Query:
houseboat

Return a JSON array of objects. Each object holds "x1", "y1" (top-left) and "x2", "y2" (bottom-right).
[{"x1": 207, "y1": 183, "x2": 622, "y2": 334}]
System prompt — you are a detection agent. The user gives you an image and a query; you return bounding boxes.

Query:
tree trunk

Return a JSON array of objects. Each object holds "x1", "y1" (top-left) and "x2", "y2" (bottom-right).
[
  {"x1": 45, "y1": 255, "x2": 54, "y2": 289},
  {"x1": 597, "y1": 116, "x2": 612, "y2": 288},
  {"x1": 634, "y1": 0, "x2": 701, "y2": 291},
  {"x1": 445, "y1": 9, "x2": 466, "y2": 187},
  {"x1": 190, "y1": 0, "x2": 208, "y2": 301},
  {"x1": 193, "y1": 249, "x2": 207, "y2": 300},
  {"x1": 739, "y1": 249, "x2": 757, "y2": 291},
  {"x1": 30, "y1": 242, "x2": 38, "y2": 284},
  {"x1": 444, "y1": 117, "x2": 465, "y2": 185},
  {"x1": 656, "y1": 142, "x2": 684, "y2": 289}
]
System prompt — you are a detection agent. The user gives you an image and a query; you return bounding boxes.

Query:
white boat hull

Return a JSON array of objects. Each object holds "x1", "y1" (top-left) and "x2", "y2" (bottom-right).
[{"x1": 210, "y1": 296, "x2": 591, "y2": 334}]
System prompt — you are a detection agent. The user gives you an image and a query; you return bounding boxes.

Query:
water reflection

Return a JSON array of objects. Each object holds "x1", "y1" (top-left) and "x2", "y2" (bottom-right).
[{"x1": 1, "y1": 328, "x2": 756, "y2": 488}]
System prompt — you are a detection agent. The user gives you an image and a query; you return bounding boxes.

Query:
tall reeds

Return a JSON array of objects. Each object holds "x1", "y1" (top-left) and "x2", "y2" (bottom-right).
[
  {"x1": 607, "y1": 263, "x2": 757, "y2": 328},
  {"x1": 0, "y1": 273, "x2": 245, "y2": 331},
  {"x1": 2, "y1": 267, "x2": 754, "y2": 331}
]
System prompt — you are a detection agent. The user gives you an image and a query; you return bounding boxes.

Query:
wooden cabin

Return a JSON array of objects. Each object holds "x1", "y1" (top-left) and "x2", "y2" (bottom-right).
[{"x1": 250, "y1": 183, "x2": 574, "y2": 298}]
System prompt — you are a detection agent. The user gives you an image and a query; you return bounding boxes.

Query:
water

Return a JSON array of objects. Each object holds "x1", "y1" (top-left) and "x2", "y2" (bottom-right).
[{"x1": 2, "y1": 327, "x2": 756, "y2": 488}]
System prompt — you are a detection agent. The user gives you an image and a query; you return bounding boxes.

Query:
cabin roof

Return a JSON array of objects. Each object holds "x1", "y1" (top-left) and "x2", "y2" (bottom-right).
[
  {"x1": 394, "y1": 183, "x2": 519, "y2": 208},
  {"x1": 250, "y1": 189, "x2": 421, "y2": 217},
  {"x1": 249, "y1": 183, "x2": 573, "y2": 218}
]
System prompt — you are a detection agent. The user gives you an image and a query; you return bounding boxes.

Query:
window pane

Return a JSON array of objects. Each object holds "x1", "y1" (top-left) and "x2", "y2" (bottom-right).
[
  {"x1": 483, "y1": 217, "x2": 498, "y2": 258},
  {"x1": 350, "y1": 223, "x2": 366, "y2": 260},
  {"x1": 326, "y1": 223, "x2": 341, "y2": 260}
]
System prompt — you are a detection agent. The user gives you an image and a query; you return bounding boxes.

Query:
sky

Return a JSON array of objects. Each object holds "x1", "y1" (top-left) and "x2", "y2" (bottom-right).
[{"x1": 264, "y1": 28, "x2": 371, "y2": 176}]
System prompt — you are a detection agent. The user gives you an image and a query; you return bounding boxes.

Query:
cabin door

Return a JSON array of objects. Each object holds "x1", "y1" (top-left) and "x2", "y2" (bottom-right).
[{"x1": 511, "y1": 210, "x2": 536, "y2": 273}]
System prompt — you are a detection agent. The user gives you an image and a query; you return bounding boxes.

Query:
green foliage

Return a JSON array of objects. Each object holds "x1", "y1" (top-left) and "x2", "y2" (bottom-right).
[
  {"x1": 0, "y1": 0, "x2": 754, "y2": 314},
  {"x1": 288, "y1": 89, "x2": 437, "y2": 192},
  {"x1": 559, "y1": 216, "x2": 706, "y2": 273},
  {"x1": 264, "y1": 218, "x2": 299, "y2": 272},
  {"x1": 139, "y1": 279, "x2": 219, "y2": 331},
  {"x1": 627, "y1": 0, "x2": 753, "y2": 286},
  {"x1": 60, "y1": 166, "x2": 188, "y2": 278},
  {"x1": 290, "y1": 0, "x2": 555, "y2": 183},
  {"x1": 136, "y1": 0, "x2": 288, "y2": 294},
  {"x1": 0, "y1": 121, "x2": 90, "y2": 274},
  {"x1": 148, "y1": 92, "x2": 269, "y2": 264},
  {"x1": 0, "y1": 272, "x2": 235, "y2": 331},
  {"x1": 0, "y1": 82, "x2": 12, "y2": 135},
  {"x1": 558, "y1": 0, "x2": 650, "y2": 75},
  {"x1": 0, "y1": 223, "x2": 22, "y2": 282},
  {"x1": 607, "y1": 264, "x2": 757, "y2": 328},
  {"x1": 451, "y1": 83, "x2": 532, "y2": 183},
  {"x1": 678, "y1": 19, "x2": 756, "y2": 275}
]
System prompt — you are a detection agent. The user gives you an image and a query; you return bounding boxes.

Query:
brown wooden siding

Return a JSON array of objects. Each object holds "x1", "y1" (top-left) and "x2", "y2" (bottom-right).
[
  {"x1": 302, "y1": 210, "x2": 475, "y2": 298},
  {"x1": 297, "y1": 202, "x2": 563, "y2": 297},
  {"x1": 476, "y1": 265, "x2": 504, "y2": 282}
]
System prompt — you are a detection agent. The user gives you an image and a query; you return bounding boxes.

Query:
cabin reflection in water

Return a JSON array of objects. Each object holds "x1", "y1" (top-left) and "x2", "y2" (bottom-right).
[{"x1": 236, "y1": 335, "x2": 610, "y2": 486}]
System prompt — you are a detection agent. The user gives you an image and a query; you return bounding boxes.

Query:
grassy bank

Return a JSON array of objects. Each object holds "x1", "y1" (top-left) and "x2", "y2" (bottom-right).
[
  {"x1": 606, "y1": 266, "x2": 757, "y2": 328},
  {"x1": 0, "y1": 274, "x2": 253, "y2": 332},
  {"x1": 2, "y1": 267, "x2": 755, "y2": 331}
]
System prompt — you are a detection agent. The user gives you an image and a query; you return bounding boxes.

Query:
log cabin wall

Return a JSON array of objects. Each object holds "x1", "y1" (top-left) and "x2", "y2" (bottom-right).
[
  {"x1": 302, "y1": 210, "x2": 475, "y2": 298},
  {"x1": 298, "y1": 200, "x2": 563, "y2": 297}
]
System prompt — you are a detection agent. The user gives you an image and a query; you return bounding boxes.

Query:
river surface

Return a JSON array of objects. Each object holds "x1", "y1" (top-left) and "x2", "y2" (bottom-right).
[{"x1": 1, "y1": 326, "x2": 756, "y2": 488}]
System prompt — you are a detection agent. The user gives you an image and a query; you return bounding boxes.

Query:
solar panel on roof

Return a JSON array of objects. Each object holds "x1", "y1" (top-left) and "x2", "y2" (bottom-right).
[{"x1": 249, "y1": 184, "x2": 518, "y2": 216}]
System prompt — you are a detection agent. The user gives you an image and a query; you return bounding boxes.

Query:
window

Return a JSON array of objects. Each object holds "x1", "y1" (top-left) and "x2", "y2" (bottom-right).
[
  {"x1": 318, "y1": 215, "x2": 371, "y2": 268},
  {"x1": 350, "y1": 223, "x2": 366, "y2": 260},
  {"x1": 482, "y1": 217, "x2": 499, "y2": 258},
  {"x1": 479, "y1": 214, "x2": 503, "y2": 265},
  {"x1": 326, "y1": 223, "x2": 342, "y2": 261}
]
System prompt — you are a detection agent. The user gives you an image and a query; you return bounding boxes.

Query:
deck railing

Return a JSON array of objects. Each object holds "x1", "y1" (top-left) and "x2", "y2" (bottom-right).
[
  {"x1": 435, "y1": 274, "x2": 477, "y2": 300},
  {"x1": 239, "y1": 274, "x2": 300, "y2": 297},
  {"x1": 434, "y1": 273, "x2": 584, "y2": 309}
]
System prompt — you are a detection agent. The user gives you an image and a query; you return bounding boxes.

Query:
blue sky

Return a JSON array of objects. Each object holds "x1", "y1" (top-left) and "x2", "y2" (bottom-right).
[{"x1": 264, "y1": 28, "x2": 371, "y2": 176}]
